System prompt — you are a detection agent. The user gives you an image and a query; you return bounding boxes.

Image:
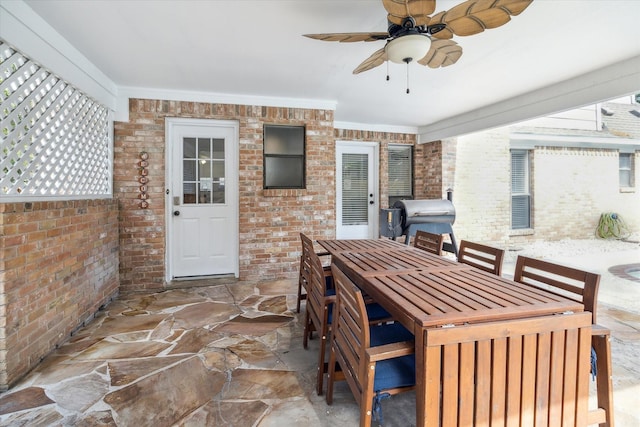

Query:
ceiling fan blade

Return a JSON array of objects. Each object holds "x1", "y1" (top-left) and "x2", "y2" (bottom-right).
[
  {"x1": 417, "y1": 39, "x2": 463, "y2": 68},
  {"x1": 304, "y1": 32, "x2": 389, "y2": 42},
  {"x1": 353, "y1": 47, "x2": 388, "y2": 74},
  {"x1": 382, "y1": 0, "x2": 436, "y2": 26},
  {"x1": 430, "y1": 0, "x2": 534, "y2": 39}
]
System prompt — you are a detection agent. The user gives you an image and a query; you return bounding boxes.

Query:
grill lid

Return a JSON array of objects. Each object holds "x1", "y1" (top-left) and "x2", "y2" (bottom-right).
[{"x1": 393, "y1": 199, "x2": 455, "y2": 226}]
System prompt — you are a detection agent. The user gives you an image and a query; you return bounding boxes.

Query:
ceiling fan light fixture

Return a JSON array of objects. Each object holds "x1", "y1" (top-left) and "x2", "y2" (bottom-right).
[{"x1": 385, "y1": 34, "x2": 431, "y2": 64}]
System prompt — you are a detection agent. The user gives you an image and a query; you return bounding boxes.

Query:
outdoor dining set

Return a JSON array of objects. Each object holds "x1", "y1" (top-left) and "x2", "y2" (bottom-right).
[{"x1": 296, "y1": 231, "x2": 614, "y2": 427}]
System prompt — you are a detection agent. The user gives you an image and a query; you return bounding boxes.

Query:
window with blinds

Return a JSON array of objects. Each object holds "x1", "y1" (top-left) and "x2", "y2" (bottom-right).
[
  {"x1": 341, "y1": 153, "x2": 368, "y2": 225},
  {"x1": 511, "y1": 150, "x2": 531, "y2": 229},
  {"x1": 619, "y1": 153, "x2": 634, "y2": 188},
  {"x1": 388, "y1": 144, "x2": 413, "y2": 206}
]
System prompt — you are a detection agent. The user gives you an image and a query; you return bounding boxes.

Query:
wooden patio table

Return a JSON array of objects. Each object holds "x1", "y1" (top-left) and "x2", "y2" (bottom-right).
[{"x1": 318, "y1": 238, "x2": 588, "y2": 427}]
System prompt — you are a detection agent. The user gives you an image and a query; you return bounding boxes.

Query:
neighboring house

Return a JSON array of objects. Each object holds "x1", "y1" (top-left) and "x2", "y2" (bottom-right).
[{"x1": 423, "y1": 98, "x2": 640, "y2": 247}]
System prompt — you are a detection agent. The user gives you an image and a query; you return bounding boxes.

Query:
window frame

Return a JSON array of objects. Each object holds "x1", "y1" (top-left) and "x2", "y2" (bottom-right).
[
  {"x1": 263, "y1": 124, "x2": 306, "y2": 189},
  {"x1": 619, "y1": 152, "x2": 634, "y2": 188},
  {"x1": 387, "y1": 144, "x2": 414, "y2": 206},
  {"x1": 511, "y1": 149, "x2": 532, "y2": 230}
]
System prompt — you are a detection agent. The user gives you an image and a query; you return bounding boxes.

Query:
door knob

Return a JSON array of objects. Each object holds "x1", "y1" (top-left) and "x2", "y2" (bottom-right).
[
  {"x1": 369, "y1": 201, "x2": 374, "y2": 205},
  {"x1": 173, "y1": 210, "x2": 180, "y2": 216}
]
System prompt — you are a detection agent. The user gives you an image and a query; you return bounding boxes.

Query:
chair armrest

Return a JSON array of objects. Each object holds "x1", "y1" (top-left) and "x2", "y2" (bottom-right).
[
  {"x1": 324, "y1": 294, "x2": 336, "y2": 304},
  {"x1": 366, "y1": 340, "x2": 415, "y2": 362},
  {"x1": 591, "y1": 324, "x2": 611, "y2": 337}
]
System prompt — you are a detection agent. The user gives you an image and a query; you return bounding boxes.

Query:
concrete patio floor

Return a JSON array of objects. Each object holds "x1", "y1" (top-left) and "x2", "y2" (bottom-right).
[{"x1": 0, "y1": 238, "x2": 638, "y2": 426}]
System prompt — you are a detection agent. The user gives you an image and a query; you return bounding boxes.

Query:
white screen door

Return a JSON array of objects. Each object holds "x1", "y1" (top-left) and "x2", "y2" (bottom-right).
[
  {"x1": 336, "y1": 141, "x2": 379, "y2": 239},
  {"x1": 166, "y1": 118, "x2": 238, "y2": 280}
]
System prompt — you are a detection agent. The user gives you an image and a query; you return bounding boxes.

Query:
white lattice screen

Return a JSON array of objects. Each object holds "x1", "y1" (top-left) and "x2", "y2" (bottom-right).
[{"x1": 0, "y1": 40, "x2": 112, "y2": 198}]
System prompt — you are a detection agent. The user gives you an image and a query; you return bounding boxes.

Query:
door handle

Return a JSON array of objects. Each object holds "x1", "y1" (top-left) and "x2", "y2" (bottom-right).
[
  {"x1": 173, "y1": 210, "x2": 180, "y2": 216},
  {"x1": 369, "y1": 201, "x2": 374, "y2": 205}
]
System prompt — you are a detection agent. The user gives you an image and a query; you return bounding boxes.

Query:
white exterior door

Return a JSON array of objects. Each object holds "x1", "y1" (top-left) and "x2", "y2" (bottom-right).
[
  {"x1": 336, "y1": 141, "x2": 379, "y2": 239},
  {"x1": 166, "y1": 118, "x2": 239, "y2": 280}
]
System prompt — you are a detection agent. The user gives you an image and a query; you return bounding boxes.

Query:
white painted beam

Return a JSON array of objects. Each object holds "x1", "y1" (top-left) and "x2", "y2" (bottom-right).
[{"x1": 417, "y1": 56, "x2": 640, "y2": 143}]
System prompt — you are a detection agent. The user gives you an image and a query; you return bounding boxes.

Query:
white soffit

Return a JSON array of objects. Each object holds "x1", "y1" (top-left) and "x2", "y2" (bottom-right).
[{"x1": 0, "y1": 0, "x2": 118, "y2": 111}]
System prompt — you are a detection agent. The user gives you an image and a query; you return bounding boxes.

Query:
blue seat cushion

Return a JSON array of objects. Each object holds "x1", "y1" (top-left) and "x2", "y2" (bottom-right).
[
  {"x1": 370, "y1": 322, "x2": 416, "y2": 392},
  {"x1": 370, "y1": 322, "x2": 414, "y2": 346},
  {"x1": 325, "y1": 298, "x2": 390, "y2": 326},
  {"x1": 373, "y1": 353, "x2": 416, "y2": 392},
  {"x1": 369, "y1": 322, "x2": 416, "y2": 391},
  {"x1": 325, "y1": 275, "x2": 334, "y2": 289},
  {"x1": 366, "y1": 303, "x2": 391, "y2": 322}
]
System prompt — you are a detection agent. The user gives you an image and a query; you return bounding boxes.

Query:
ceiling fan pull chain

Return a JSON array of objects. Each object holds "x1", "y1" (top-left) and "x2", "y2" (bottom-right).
[
  {"x1": 405, "y1": 59, "x2": 411, "y2": 94},
  {"x1": 386, "y1": 60, "x2": 390, "y2": 81}
]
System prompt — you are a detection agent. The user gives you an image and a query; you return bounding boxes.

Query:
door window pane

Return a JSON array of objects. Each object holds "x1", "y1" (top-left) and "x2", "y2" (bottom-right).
[
  {"x1": 182, "y1": 137, "x2": 225, "y2": 204},
  {"x1": 342, "y1": 153, "x2": 368, "y2": 225},
  {"x1": 184, "y1": 138, "x2": 196, "y2": 158},
  {"x1": 183, "y1": 182, "x2": 197, "y2": 204}
]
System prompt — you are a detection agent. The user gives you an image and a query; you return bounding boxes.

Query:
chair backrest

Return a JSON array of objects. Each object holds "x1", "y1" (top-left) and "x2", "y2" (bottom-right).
[
  {"x1": 299, "y1": 233, "x2": 314, "y2": 290},
  {"x1": 305, "y1": 234, "x2": 331, "y2": 331},
  {"x1": 513, "y1": 255, "x2": 601, "y2": 324},
  {"x1": 413, "y1": 230, "x2": 444, "y2": 255},
  {"x1": 423, "y1": 312, "x2": 592, "y2": 426},
  {"x1": 330, "y1": 264, "x2": 370, "y2": 404},
  {"x1": 457, "y1": 240, "x2": 505, "y2": 276}
]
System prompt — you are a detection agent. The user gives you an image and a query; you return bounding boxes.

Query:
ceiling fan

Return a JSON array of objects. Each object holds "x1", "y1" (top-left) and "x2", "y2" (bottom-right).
[{"x1": 304, "y1": 0, "x2": 534, "y2": 84}]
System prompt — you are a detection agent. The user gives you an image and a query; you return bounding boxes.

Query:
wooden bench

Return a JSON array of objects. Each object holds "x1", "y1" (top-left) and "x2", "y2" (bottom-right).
[
  {"x1": 423, "y1": 312, "x2": 592, "y2": 426},
  {"x1": 514, "y1": 256, "x2": 614, "y2": 426},
  {"x1": 457, "y1": 239, "x2": 505, "y2": 276}
]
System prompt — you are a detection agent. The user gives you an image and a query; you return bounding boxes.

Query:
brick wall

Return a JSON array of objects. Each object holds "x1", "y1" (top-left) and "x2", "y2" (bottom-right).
[
  {"x1": 113, "y1": 102, "x2": 421, "y2": 292},
  {"x1": 532, "y1": 147, "x2": 640, "y2": 239},
  {"x1": 443, "y1": 127, "x2": 640, "y2": 246},
  {"x1": 450, "y1": 128, "x2": 512, "y2": 245},
  {"x1": 114, "y1": 100, "x2": 338, "y2": 291},
  {"x1": 418, "y1": 139, "x2": 457, "y2": 200},
  {"x1": 334, "y1": 129, "x2": 417, "y2": 208},
  {"x1": 0, "y1": 199, "x2": 119, "y2": 389}
]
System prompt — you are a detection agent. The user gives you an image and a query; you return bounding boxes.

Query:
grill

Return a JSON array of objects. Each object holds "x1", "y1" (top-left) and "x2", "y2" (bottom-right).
[{"x1": 380, "y1": 198, "x2": 458, "y2": 255}]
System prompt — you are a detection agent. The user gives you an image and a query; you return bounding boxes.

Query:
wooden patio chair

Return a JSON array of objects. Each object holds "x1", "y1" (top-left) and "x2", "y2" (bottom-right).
[
  {"x1": 423, "y1": 311, "x2": 593, "y2": 426},
  {"x1": 326, "y1": 264, "x2": 415, "y2": 427},
  {"x1": 457, "y1": 239, "x2": 505, "y2": 276},
  {"x1": 297, "y1": 233, "x2": 331, "y2": 313},
  {"x1": 514, "y1": 255, "x2": 614, "y2": 427},
  {"x1": 303, "y1": 241, "x2": 390, "y2": 395},
  {"x1": 413, "y1": 230, "x2": 444, "y2": 255}
]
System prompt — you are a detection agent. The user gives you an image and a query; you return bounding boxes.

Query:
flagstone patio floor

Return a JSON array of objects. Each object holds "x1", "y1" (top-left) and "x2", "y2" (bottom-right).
[{"x1": 0, "y1": 239, "x2": 638, "y2": 426}]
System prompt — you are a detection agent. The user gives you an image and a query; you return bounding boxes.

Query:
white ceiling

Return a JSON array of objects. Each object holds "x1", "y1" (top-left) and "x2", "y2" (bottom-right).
[{"x1": 13, "y1": 0, "x2": 640, "y2": 138}]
